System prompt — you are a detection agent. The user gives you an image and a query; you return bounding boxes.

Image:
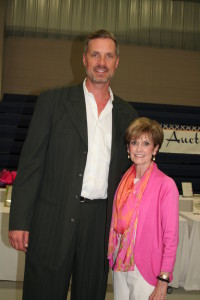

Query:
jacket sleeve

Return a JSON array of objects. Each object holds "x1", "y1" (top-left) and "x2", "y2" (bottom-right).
[
  {"x1": 9, "y1": 90, "x2": 54, "y2": 231},
  {"x1": 160, "y1": 177, "x2": 179, "y2": 276}
]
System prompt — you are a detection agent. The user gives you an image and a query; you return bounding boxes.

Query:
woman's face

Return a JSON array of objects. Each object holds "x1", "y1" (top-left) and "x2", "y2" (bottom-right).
[{"x1": 128, "y1": 133, "x2": 159, "y2": 169}]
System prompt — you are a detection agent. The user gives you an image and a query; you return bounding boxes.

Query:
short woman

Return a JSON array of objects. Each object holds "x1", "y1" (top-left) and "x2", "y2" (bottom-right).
[{"x1": 108, "y1": 117, "x2": 179, "y2": 300}]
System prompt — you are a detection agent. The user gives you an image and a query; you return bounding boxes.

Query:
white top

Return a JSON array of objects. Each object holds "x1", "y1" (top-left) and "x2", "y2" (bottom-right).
[
  {"x1": 81, "y1": 79, "x2": 113, "y2": 200},
  {"x1": 134, "y1": 178, "x2": 140, "y2": 184}
]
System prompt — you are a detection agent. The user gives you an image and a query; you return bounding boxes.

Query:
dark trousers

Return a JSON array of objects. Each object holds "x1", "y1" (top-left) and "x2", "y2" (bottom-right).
[{"x1": 23, "y1": 199, "x2": 108, "y2": 300}]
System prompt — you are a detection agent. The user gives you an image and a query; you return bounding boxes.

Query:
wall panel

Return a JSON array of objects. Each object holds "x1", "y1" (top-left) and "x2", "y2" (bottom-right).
[{"x1": 2, "y1": 37, "x2": 200, "y2": 107}]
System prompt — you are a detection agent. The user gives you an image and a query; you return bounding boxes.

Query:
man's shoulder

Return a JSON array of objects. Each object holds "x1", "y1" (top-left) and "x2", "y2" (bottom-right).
[
  {"x1": 33, "y1": 83, "x2": 84, "y2": 115},
  {"x1": 40, "y1": 83, "x2": 83, "y2": 99},
  {"x1": 113, "y1": 94, "x2": 138, "y2": 116}
]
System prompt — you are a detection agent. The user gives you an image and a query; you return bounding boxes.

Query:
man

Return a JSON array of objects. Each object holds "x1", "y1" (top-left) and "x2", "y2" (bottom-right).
[{"x1": 9, "y1": 29, "x2": 138, "y2": 300}]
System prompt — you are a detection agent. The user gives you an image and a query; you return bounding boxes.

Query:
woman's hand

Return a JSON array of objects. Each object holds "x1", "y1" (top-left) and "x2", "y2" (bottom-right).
[{"x1": 149, "y1": 280, "x2": 168, "y2": 300}]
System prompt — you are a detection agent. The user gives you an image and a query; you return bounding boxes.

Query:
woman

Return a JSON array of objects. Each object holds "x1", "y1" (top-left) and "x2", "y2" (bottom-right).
[{"x1": 108, "y1": 117, "x2": 179, "y2": 300}]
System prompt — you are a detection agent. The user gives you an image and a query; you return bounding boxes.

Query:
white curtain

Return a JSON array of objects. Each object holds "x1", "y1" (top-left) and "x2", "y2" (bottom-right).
[{"x1": 4, "y1": 0, "x2": 200, "y2": 50}]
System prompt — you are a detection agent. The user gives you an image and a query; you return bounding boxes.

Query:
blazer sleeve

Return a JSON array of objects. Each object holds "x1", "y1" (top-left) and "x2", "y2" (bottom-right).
[{"x1": 9, "y1": 90, "x2": 54, "y2": 231}]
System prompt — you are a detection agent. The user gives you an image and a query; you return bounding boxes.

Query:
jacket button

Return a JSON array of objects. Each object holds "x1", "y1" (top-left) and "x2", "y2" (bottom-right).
[
  {"x1": 70, "y1": 218, "x2": 75, "y2": 222},
  {"x1": 79, "y1": 173, "x2": 82, "y2": 177}
]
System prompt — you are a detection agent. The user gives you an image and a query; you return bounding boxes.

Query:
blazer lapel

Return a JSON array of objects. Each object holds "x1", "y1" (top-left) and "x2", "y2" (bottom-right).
[
  {"x1": 111, "y1": 97, "x2": 126, "y2": 160},
  {"x1": 62, "y1": 86, "x2": 129, "y2": 155},
  {"x1": 63, "y1": 84, "x2": 88, "y2": 147}
]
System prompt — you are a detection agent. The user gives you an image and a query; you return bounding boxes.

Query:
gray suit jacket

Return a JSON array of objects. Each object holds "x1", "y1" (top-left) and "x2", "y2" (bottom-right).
[{"x1": 9, "y1": 83, "x2": 138, "y2": 270}]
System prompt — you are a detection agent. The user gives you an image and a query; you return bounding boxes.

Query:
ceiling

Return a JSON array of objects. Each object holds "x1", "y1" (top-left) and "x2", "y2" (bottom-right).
[{"x1": 4, "y1": 0, "x2": 200, "y2": 51}]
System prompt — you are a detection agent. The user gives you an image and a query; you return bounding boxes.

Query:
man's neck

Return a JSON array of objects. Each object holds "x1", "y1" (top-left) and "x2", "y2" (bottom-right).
[
  {"x1": 85, "y1": 78, "x2": 110, "y2": 99},
  {"x1": 85, "y1": 78, "x2": 111, "y2": 116}
]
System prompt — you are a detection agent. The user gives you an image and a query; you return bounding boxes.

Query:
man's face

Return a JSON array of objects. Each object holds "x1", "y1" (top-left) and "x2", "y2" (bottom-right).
[{"x1": 83, "y1": 38, "x2": 119, "y2": 84}]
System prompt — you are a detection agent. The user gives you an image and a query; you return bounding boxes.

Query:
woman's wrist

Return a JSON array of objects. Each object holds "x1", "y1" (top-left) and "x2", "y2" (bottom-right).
[{"x1": 157, "y1": 272, "x2": 170, "y2": 283}]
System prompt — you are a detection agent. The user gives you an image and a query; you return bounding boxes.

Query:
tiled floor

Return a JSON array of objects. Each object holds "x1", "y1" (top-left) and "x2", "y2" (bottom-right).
[{"x1": 0, "y1": 281, "x2": 200, "y2": 300}]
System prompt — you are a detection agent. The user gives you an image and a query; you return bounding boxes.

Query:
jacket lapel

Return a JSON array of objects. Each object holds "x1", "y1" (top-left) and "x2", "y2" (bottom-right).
[
  {"x1": 62, "y1": 86, "x2": 128, "y2": 156},
  {"x1": 111, "y1": 96, "x2": 126, "y2": 160},
  {"x1": 63, "y1": 84, "x2": 88, "y2": 147}
]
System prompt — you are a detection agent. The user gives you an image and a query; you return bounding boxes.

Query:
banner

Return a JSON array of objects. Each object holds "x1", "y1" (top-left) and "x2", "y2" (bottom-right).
[{"x1": 160, "y1": 124, "x2": 200, "y2": 154}]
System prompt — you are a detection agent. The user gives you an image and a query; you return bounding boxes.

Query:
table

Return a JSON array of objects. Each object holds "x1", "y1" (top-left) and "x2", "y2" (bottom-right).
[
  {"x1": 171, "y1": 215, "x2": 190, "y2": 288},
  {"x1": 0, "y1": 202, "x2": 25, "y2": 281},
  {"x1": 179, "y1": 211, "x2": 200, "y2": 290}
]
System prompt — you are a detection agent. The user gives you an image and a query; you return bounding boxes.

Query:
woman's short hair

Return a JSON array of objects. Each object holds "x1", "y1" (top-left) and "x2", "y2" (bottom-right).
[
  {"x1": 84, "y1": 29, "x2": 119, "y2": 57},
  {"x1": 125, "y1": 117, "x2": 164, "y2": 150}
]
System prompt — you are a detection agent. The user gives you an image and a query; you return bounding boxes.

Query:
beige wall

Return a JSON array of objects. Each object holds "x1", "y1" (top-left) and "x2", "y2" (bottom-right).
[{"x1": 2, "y1": 37, "x2": 200, "y2": 106}]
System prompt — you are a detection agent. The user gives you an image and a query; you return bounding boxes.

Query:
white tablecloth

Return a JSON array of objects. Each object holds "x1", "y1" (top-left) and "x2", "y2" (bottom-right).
[
  {"x1": 0, "y1": 203, "x2": 25, "y2": 281},
  {"x1": 179, "y1": 211, "x2": 200, "y2": 290},
  {"x1": 171, "y1": 215, "x2": 190, "y2": 288}
]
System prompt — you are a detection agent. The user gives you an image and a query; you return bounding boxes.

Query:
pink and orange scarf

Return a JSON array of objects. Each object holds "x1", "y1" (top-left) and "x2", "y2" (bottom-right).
[{"x1": 108, "y1": 162, "x2": 154, "y2": 271}]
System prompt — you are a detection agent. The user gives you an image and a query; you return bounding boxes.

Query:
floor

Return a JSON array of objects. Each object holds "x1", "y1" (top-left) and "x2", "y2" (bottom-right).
[{"x1": 0, "y1": 281, "x2": 200, "y2": 300}]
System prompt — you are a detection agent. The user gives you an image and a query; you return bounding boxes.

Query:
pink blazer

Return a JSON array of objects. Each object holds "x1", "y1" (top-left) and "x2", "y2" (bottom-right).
[{"x1": 134, "y1": 164, "x2": 179, "y2": 286}]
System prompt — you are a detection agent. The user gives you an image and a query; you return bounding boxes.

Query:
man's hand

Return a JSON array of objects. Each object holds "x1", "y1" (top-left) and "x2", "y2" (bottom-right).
[{"x1": 8, "y1": 230, "x2": 29, "y2": 252}]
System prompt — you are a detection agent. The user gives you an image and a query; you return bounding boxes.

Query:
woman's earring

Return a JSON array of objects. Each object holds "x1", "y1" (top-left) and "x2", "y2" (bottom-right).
[
  {"x1": 128, "y1": 153, "x2": 130, "y2": 159},
  {"x1": 152, "y1": 155, "x2": 155, "y2": 161}
]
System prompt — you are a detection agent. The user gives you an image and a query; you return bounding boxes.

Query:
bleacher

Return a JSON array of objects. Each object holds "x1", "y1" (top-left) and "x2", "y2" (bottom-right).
[
  {"x1": 0, "y1": 93, "x2": 200, "y2": 193},
  {"x1": 0, "y1": 94, "x2": 36, "y2": 170}
]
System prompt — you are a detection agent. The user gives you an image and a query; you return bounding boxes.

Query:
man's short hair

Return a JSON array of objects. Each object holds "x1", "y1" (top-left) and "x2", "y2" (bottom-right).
[{"x1": 84, "y1": 29, "x2": 119, "y2": 57}]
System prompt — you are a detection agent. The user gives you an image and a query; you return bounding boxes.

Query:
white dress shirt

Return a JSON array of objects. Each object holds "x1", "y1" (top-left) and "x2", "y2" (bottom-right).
[{"x1": 81, "y1": 79, "x2": 113, "y2": 200}]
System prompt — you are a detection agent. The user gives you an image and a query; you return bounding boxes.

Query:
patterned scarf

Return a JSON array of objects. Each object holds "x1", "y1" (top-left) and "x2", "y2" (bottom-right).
[{"x1": 108, "y1": 162, "x2": 154, "y2": 271}]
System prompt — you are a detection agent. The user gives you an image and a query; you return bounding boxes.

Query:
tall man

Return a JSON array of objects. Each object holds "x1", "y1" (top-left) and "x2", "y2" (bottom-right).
[{"x1": 9, "y1": 29, "x2": 138, "y2": 300}]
